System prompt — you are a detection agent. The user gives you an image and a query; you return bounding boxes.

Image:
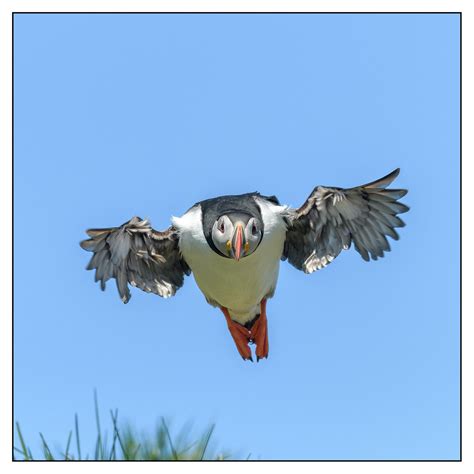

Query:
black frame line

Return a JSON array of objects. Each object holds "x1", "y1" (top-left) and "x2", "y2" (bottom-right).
[
  {"x1": 11, "y1": 12, "x2": 462, "y2": 14},
  {"x1": 11, "y1": 11, "x2": 462, "y2": 463}
]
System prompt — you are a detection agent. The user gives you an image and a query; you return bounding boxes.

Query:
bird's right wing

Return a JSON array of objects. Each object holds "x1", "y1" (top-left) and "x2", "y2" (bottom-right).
[{"x1": 80, "y1": 217, "x2": 191, "y2": 303}]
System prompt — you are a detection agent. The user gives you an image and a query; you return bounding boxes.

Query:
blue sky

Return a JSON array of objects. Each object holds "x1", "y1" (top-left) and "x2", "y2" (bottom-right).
[{"x1": 14, "y1": 13, "x2": 460, "y2": 460}]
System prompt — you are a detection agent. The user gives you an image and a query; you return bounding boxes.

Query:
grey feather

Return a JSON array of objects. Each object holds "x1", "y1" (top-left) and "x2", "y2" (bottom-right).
[
  {"x1": 283, "y1": 169, "x2": 409, "y2": 272},
  {"x1": 80, "y1": 217, "x2": 191, "y2": 303}
]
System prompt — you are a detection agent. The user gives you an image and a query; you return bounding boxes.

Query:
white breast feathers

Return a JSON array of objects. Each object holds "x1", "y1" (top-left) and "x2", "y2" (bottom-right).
[{"x1": 171, "y1": 197, "x2": 288, "y2": 324}]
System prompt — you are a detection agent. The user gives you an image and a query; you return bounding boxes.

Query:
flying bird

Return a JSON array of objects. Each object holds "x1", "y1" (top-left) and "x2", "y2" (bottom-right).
[{"x1": 80, "y1": 168, "x2": 408, "y2": 361}]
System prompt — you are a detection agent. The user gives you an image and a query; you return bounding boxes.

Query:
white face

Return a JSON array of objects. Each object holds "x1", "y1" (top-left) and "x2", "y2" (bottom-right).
[{"x1": 211, "y1": 214, "x2": 263, "y2": 260}]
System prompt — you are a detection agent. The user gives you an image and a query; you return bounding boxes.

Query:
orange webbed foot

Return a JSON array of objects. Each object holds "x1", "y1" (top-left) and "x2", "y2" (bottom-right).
[
  {"x1": 221, "y1": 307, "x2": 253, "y2": 361},
  {"x1": 250, "y1": 299, "x2": 269, "y2": 362}
]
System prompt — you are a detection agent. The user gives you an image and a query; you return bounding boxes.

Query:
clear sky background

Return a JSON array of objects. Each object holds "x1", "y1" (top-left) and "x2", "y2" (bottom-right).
[{"x1": 14, "y1": 13, "x2": 460, "y2": 460}]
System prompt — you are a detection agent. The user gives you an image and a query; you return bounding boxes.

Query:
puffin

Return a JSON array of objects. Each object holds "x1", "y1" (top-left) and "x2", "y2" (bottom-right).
[{"x1": 80, "y1": 168, "x2": 408, "y2": 361}]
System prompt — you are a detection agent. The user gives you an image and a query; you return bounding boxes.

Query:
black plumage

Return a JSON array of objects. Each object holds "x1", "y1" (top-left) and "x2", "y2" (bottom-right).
[{"x1": 198, "y1": 192, "x2": 278, "y2": 258}]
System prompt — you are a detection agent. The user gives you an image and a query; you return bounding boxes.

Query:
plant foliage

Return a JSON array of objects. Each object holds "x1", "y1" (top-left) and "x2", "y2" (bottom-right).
[{"x1": 14, "y1": 392, "x2": 238, "y2": 461}]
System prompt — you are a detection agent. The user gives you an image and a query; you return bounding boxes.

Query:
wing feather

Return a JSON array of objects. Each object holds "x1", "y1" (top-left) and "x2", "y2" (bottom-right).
[
  {"x1": 80, "y1": 217, "x2": 191, "y2": 303},
  {"x1": 283, "y1": 169, "x2": 408, "y2": 272}
]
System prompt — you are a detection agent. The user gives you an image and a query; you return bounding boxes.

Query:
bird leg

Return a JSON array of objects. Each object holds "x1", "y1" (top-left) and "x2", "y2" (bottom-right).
[
  {"x1": 250, "y1": 299, "x2": 269, "y2": 361},
  {"x1": 220, "y1": 307, "x2": 253, "y2": 361}
]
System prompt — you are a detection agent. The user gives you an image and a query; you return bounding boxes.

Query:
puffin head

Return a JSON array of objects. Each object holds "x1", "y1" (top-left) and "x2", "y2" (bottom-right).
[{"x1": 210, "y1": 211, "x2": 263, "y2": 261}]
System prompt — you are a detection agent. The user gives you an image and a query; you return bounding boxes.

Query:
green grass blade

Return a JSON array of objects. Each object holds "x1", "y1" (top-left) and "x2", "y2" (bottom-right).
[
  {"x1": 110, "y1": 409, "x2": 128, "y2": 459},
  {"x1": 74, "y1": 413, "x2": 82, "y2": 460},
  {"x1": 15, "y1": 422, "x2": 30, "y2": 460},
  {"x1": 63, "y1": 430, "x2": 73, "y2": 460},
  {"x1": 39, "y1": 433, "x2": 54, "y2": 460},
  {"x1": 161, "y1": 418, "x2": 178, "y2": 460},
  {"x1": 180, "y1": 439, "x2": 199, "y2": 456},
  {"x1": 109, "y1": 410, "x2": 119, "y2": 460},
  {"x1": 132, "y1": 443, "x2": 142, "y2": 459},
  {"x1": 13, "y1": 446, "x2": 26, "y2": 459},
  {"x1": 199, "y1": 424, "x2": 215, "y2": 460},
  {"x1": 94, "y1": 436, "x2": 99, "y2": 459},
  {"x1": 93, "y1": 390, "x2": 104, "y2": 459}
]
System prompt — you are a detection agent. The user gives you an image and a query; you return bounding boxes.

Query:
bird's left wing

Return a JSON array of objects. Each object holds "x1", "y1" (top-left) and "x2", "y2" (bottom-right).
[
  {"x1": 282, "y1": 169, "x2": 409, "y2": 273},
  {"x1": 80, "y1": 216, "x2": 191, "y2": 303}
]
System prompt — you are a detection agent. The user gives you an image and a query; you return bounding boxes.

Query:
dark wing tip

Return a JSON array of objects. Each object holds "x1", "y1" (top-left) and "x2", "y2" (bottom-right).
[
  {"x1": 79, "y1": 239, "x2": 90, "y2": 250},
  {"x1": 86, "y1": 228, "x2": 111, "y2": 238},
  {"x1": 361, "y1": 168, "x2": 401, "y2": 190},
  {"x1": 398, "y1": 203, "x2": 410, "y2": 214},
  {"x1": 391, "y1": 188, "x2": 408, "y2": 199},
  {"x1": 262, "y1": 194, "x2": 280, "y2": 205}
]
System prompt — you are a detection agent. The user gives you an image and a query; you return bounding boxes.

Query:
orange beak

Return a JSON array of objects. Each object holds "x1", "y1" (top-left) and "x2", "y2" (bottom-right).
[{"x1": 233, "y1": 224, "x2": 244, "y2": 261}]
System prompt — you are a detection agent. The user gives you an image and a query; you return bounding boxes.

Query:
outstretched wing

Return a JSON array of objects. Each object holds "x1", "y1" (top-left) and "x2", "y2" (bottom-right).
[
  {"x1": 80, "y1": 217, "x2": 191, "y2": 303},
  {"x1": 282, "y1": 168, "x2": 409, "y2": 273}
]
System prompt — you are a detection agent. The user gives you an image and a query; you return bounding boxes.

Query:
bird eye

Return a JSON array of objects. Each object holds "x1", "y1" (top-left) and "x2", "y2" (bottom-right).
[
  {"x1": 219, "y1": 220, "x2": 225, "y2": 233},
  {"x1": 252, "y1": 222, "x2": 258, "y2": 235}
]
